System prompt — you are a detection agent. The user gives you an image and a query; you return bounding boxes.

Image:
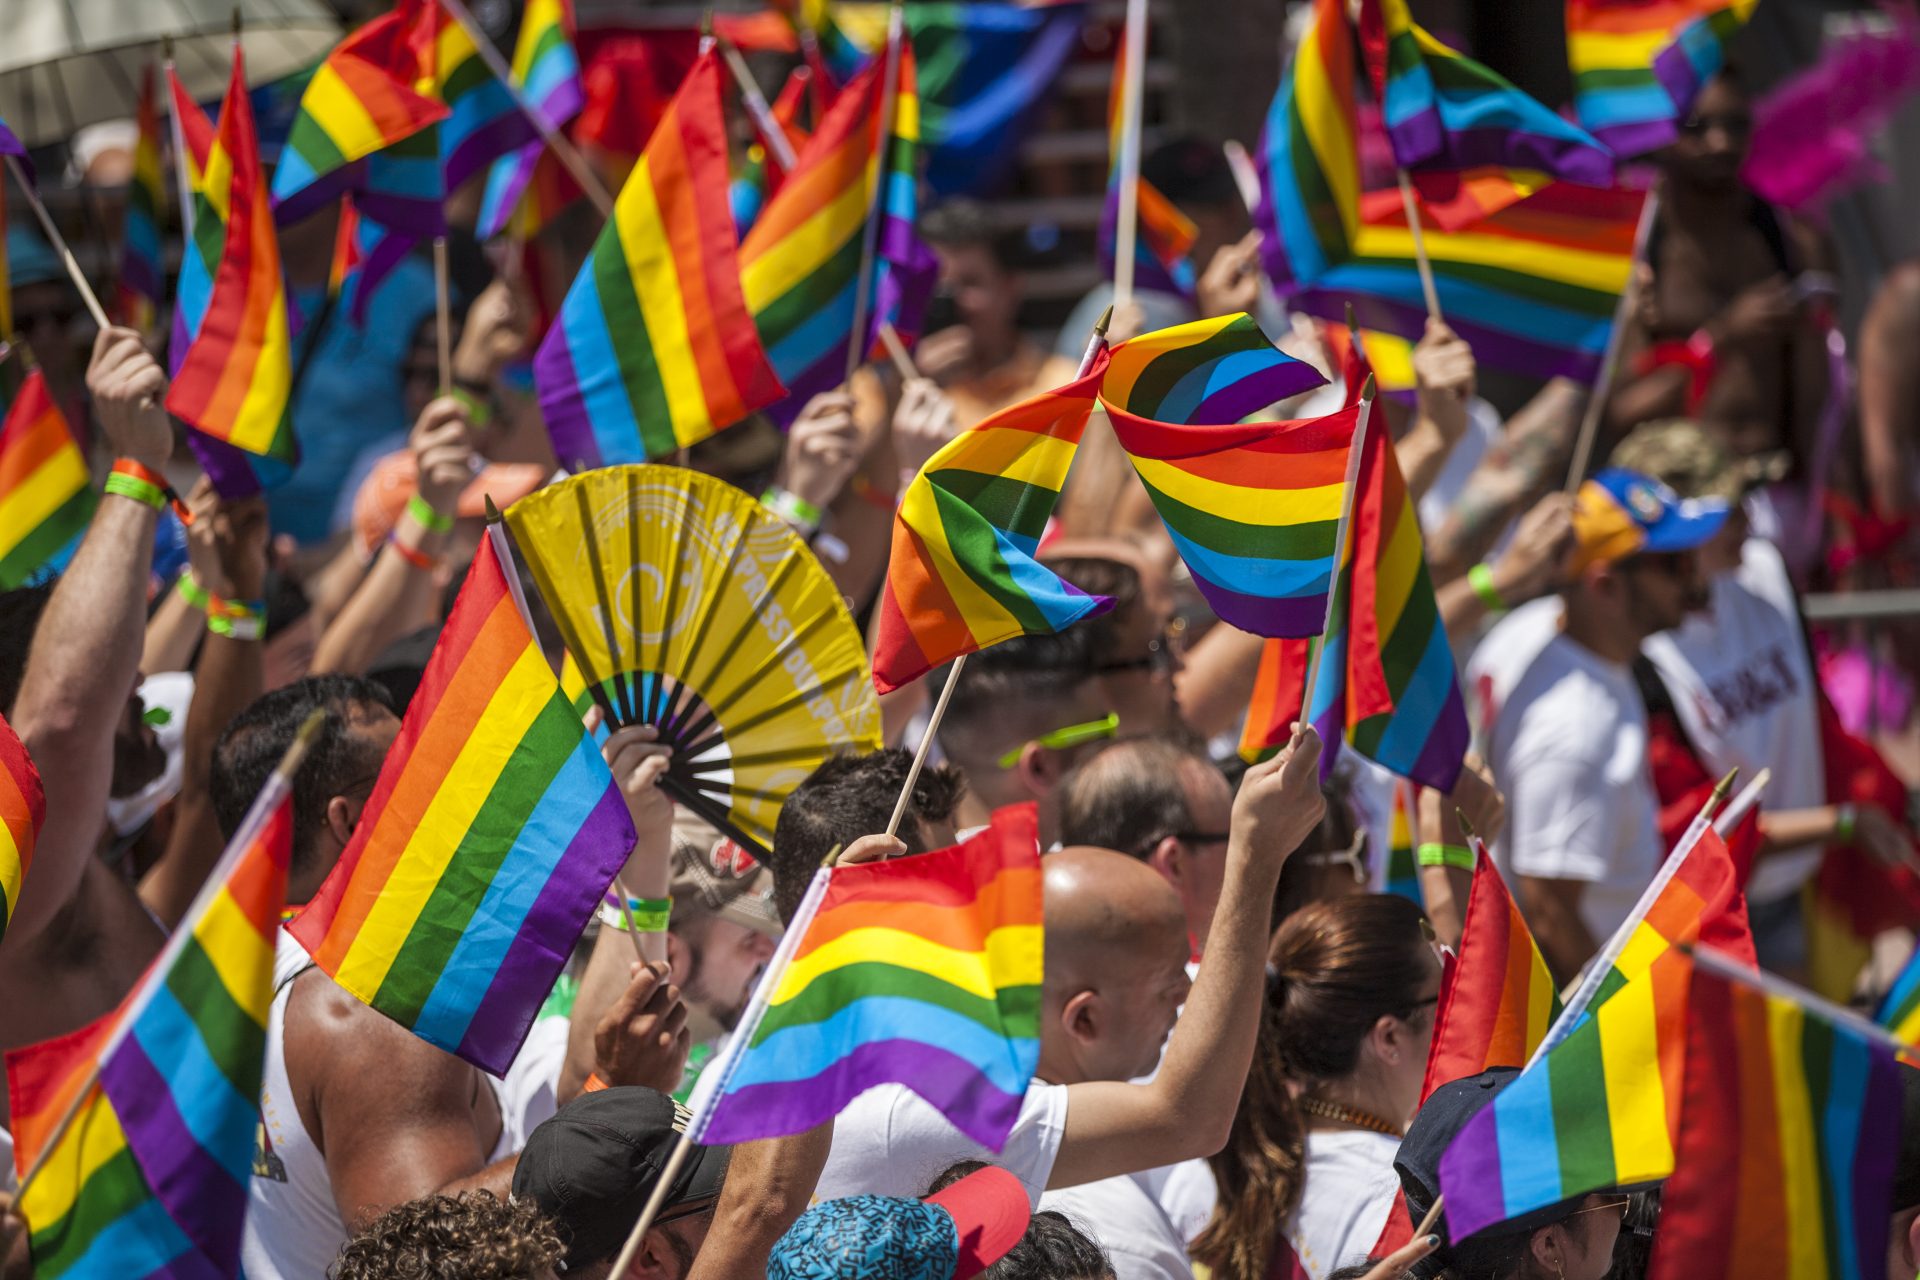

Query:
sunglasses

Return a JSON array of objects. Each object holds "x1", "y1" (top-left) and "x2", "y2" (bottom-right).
[
  {"x1": 1566, "y1": 1195, "x2": 1633, "y2": 1222},
  {"x1": 1091, "y1": 628, "x2": 1184, "y2": 677},
  {"x1": 1133, "y1": 828, "x2": 1231, "y2": 857},
  {"x1": 995, "y1": 712, "x2": 1119, "y2": 769}
]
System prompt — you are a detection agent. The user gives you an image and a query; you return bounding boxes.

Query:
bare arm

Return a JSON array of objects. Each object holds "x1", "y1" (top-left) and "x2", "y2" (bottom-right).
[
  {"x1": 1175, "y1": 622, "x2": 1265, "y2": 743},
  {"x1": 1398, "y1": 319, "x2": 1476, "y2": 504},
  {"x1": 140, "y1": 587, "x2": 204, "y2": 675},
  {"x1": 5, "y1": 329, "x2": 169, "y2": 949},
  {"x1": 1435, "y1": 492, "x2": 1576, "y2": 639},
  {"x1": 1856, "y1": 263, "x2": 1920, "y2": 518},
  {"x1": 1517, "y1": 876, "x2": 1598, "y2": 987},
  {"x1": 1426, "y1": 379, "x2": 1583, "y2": 585},
  {"x1": 1048, "y1": 730, "x2": 1327, "y2": 1188},
  {"x1": 685, "y1": 1128, "x2": 834, "y2": 1280}
]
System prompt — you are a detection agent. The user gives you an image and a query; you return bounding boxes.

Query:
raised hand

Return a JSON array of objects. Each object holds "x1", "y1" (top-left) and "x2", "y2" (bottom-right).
[
  {"x1": 594, "y1": 960, "x2": 691, "y2": 1092},
  {"x1": 87, "y1": 325, "x2": 170, "y2": 467}
]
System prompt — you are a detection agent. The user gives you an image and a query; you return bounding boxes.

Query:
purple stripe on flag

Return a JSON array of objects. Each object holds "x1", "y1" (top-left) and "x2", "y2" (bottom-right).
[
  {"x1": 1384, "y1": 109, "x2": 1445, "y2": 169},
  {"x1": 1417, "y1": 128, "x2": 1615, "y2": 187},
  {"x1": 446, "y1": 112, "x2": 538, "y2": 196},
  {"x1": 1434, "y1": 1095, "x2": 1509, "y2": 1240},
  {"x1": 1190, "y1": 580, "x2": 1329, "y2": 640},
  {"x1": 1406, "y1": 679, "x2": 1469, "y2": 792},
  {"x1": 1588, "y1": 117, "x2": 1678, "y2": 161},
  {"x1": 0, "y1": 118, "x2": 35, "y2": 184},
  {"x1": 1192, "y1": 367, "x2": 1329, "y2": 424},
  {"x1": 453, "y1": 786, "x2": 634, "y2": 1075},
  {"x1": 532, "y1": 326, "x2": 603, "y2": 471},
  {"x1": 1851, "y1": 1056, "x2": 1904, "y2": 1266},
  {"x1": 186, "y1": 433, "x2": 265, "y2": 501},
  {"x1": 1290, "y1": 289, "x2": 1605, "y2": 383},
  {"x1": 698, "y1": 1038, "x2": 1029, "y2": 1152},
  {"x1": 272, "y1": 163, "x2": 361, "y2": 228}
]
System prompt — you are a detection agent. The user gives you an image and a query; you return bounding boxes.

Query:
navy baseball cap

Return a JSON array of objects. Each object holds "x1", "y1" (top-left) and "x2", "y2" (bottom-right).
[{"x1": 766, "y1": 1165, "x2": 1032, "y2": 1280}]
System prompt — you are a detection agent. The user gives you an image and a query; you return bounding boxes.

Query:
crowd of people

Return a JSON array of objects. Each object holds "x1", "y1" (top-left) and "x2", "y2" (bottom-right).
[{"x1": 3, "y1": 7, "x2": 1920, "y2": 1279}]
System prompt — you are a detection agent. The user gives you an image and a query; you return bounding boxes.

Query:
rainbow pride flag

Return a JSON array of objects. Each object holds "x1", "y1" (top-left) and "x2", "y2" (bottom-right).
[
  {"x1": 535, "y1": 52, "x2": 784, "y2": 468},
  {"x1": 689, "y1": 802, "x2": 1044, "y2": 1150},
  {"x1": 1878, "y1": 942, "x2": 1920, "y2": 1046},
  {"x1": 872, "y1": 356, "x2": 1114, "y2": 694},
  {"x1": 270, "y1": 7, "x2": 448, "y2": 227},
  {"x1": 1437, "y1": 826, "x2": 1750, "y2": 1238},
  {"x1": 6, "y1": 765, "x2": 292, "y2": 1278},
  {"x1": 1098, "y1": 29, "x2": 1197, "y2": 297},
  {"x1": 1360, "y1": 0, "x2": 1613, "y2": 230},
  {"x1": 0, "y1": 358, "x2": 93, "y2": 589},
  {"x1": 0, "y1": 119, "x2": 23, "y2": 338},
  {"x1": 1647, "y1": 958, "x2": 1902, "y2": 1280},
  {"x1": 870, "y1": 40, "x2": 937, "y2": 353},
  {"x1": 404, "y1": 0, "x2": 533, "y2": 195},
  {"x1": 1568, "y1": 0, "x2": 1758, "y2": 158},
  {"x1": 1259, "y1": 0, "x2": 1645, "y2": 383},
  {"x1": 1420, "y1": 845, "x2": 1563, "y2": 1100},
  {"x1": 165, "y1": 48, "x2": 296, "y2": 468},
  {"x1": 289, "y1": 525, "x2": 636, "y2": 1074},
  {"x1": 730, "y1": 66, "x2": 813, "y2": 235},
  {"x1": 1097, "y1": 314, "x2": 1342, "y2": 638},
  {"x1": 114, "y1": 67, "x2": 165, "y2": 334},
  {"x1": 476, "y1": 0, "x2": 585, "y2": 241},
  {"x1": 0, "y1": 710, "x2": 43, "y2": 947}
]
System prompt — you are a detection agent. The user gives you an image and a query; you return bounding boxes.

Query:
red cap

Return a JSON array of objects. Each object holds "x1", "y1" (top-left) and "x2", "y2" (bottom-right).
[{"x1": 924, "y1": 1165, "x2": 1032, "y2": 1279}]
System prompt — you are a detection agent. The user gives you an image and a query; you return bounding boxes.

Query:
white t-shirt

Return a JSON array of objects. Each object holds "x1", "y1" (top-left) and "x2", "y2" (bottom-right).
[
  {"x1": 1470, "y1": 598, "x2": 1664, "y2": 943},
  {"x1": 1042, "y1": 1171, "x2": 1196, "y2": 1280},
  {"x1": 1642, "y1": 539, "x2": 1825, "y2": 903},
  {"x1": 815, "y1": 1082, "x2": 1069, "y2": 1207},
  {"x1": 1282, "y1": 1130, "x2": 1403, "y2": 1280}
]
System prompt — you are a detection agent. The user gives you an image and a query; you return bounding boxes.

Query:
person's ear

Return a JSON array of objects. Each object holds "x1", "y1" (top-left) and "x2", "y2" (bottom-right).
[
  {"x1": 1901, "y1": 1204, "x2": 1920, "y2": 1273},
  {"x1": 324, "y1": 794, "x2": 358, "y2": 847},
  {"x1": 664, "y1": 931, "x2": 691, "y2": 982},
  {"x1": 1528, "y1": 1224, "x2": 1565, "y2": 1276},
  {"x1": 1060, "y1": 989, "x2": 1101, "y2": 1047},
  {"x1": 1145, "y1": 837, "x2": 1183, "y2": 888},
  {"x1": 1017, "y1": 742, "x2": 1062, "y2": 795},
  {"x1": 623, "y1": 1227, "x2": 678, "y2": 1279},
  {"x1": 1367, "y1": 1013, "x2": 1407, "y2": 1068}
]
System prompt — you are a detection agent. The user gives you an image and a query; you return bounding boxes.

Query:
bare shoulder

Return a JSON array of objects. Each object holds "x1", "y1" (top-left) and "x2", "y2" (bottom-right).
[{"x1": 284, "y1": 968, "x2": 479, "y2": 1111}]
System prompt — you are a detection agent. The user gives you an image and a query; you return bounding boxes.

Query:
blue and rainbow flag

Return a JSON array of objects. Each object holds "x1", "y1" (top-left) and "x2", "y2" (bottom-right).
[{"x1": 476, "y1": 0, "x2": 585, "y2": 240}]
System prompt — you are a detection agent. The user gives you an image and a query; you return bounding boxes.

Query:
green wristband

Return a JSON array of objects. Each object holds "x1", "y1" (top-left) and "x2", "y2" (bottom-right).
[
  {"x1": 176, "y1": 572, "x2": 212, "y2": 612},
  {"x1": 447, "y1": 384, "x2": 494, "y2": 429},
  {"x1": 406, "y1": 493, "x2": 455, "y2": 534},
  {"x1": 606, "y1": 893, "x2": 672, "y2": 934},
  {"x1": 1835, "y1": 804, "x2": 1857, "y2": 844},
  {"x1": 104, "y1": 472, "x2": 167, "y2": 510},
  {"x1": 761, "y1": 486, "x2": 823, "y2": 531},
  {"x1": 1416, "y1": 842, "x2": 1474, "y2": 870},
  {"x1": 1467, "y1": 563, "x2": 1506, "y2": 613}
]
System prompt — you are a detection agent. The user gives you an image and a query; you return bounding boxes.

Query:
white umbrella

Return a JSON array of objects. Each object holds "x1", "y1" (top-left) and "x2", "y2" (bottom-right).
[{"x1": 0, "y1": 0, "x2": 343, "y2": 147}]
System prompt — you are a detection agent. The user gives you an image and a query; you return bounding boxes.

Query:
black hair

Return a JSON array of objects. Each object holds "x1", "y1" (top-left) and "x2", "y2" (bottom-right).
[
  {"x1": 1141, "y1": 135, "x2": 1240, "y2": 210},
  {"x1": 263, "y1": 569, "x2": 312, "y2": 638},
  {"x1": 769, "y1": 747, "x2": 966, "y2": 923},
  {"x1": 210, "y1": 676, "x2": 395, "y2": 879},
  {"x1": 1058, "y1": 735, "x2": 1209, "y2": 859},
  {"x1": 937, "y1": 628, "x2": 1097, "y2": 766},
  {"x1": 920, "y1": 198, "x2": 1019, "y2": 271},
  {"x1": 1043, "y1": 556, "x2": 1144, "y2": 670},
  {"x1": 0, "y1": 583, "x2": 56, "y2": 715}
]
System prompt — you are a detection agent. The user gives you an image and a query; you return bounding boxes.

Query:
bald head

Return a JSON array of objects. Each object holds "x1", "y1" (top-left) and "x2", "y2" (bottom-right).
[{"x1": 1046, "y1": 846, "x2": 1188, "y2": 955}]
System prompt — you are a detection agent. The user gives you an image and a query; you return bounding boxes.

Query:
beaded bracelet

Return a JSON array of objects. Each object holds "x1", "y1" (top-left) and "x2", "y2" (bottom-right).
[
  {"x1": 406, "y1": 493, "x2": 455, "y2": 534},
  {"x1": 1415, "y1": 842, "x2": 1474, "y2": 871},
  {"x1": 1467, "y1": 563, "x2": 1506, "y2": 614},
  {"x1": 760, "y1": 486, "x2": 823, "y2": 532},
  {"x1": 387, "y1": 532, "x2": 442, "y2": 572}
]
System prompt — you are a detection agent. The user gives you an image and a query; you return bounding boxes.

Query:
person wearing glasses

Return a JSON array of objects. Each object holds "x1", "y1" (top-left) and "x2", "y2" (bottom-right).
[
  {"x1": 1466, "y1": 470, "x2": 1726, "y2": 984},
  {"x1": 1191, "y1": 894, "x2": 1442, "y2": 1280}
]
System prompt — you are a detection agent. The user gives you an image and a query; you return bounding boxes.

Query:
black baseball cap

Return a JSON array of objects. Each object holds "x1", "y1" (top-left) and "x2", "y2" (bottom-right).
[{"x1": 512, "y1": 1087, "x2": 731, "y2": 1269}]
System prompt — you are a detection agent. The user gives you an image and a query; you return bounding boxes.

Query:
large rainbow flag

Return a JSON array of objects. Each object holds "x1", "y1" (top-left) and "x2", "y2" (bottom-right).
[
  {"x1": 476, "y1": 0, "x2": 585, "y2": 241},
  {"x1": 289, "y1": 525, "x2": 637, "y2": 1075},
  {"x1": 114, "y1": 67, "x2": 165, "y2": 334},
  {"x1": 1878, "y1": 941, "x2": 1920, "y2": 1047},
  {"x1": 1259, "y1": 0, "x2": 1645, "y2": 383},
  {"x1": 1420, "y1": 845, "x2": 1562, "y2": 1099},
  {"x1": 1647, "y1": 958, "x2": 1902, "y2": 1280},
  {"x1": 6, "y1": 765, "x2": 292, "y2": 1278},
  {"x1": 1098, "y1": 313, "x2": 1345, "y2": 638},
  {"x1": 871, "y1": 356, "x2": 1114, "y2": 694},
  {"x1": 1567, "y1": 0, "x2": 1758, "y2": 158},
  {"x1": 1436, "y1": 826, "x2": 1752, "y2": 1238},
  {"x1": 1098, "y1": 28, "x2": 1197, "y2": 297},
  {"x1": 270, "y1": 6, "x2": 448, "y2": 227},
  {"x1": 1360, "y1": 0, "x2": 1613, "y2": 229},
  {"x1": 165, "y1": 48, "x2": 296, "y2": 469},
  {"x1": 534, "y1": 52, "x2": 783, "y2": 468},
  {"x1": 0, "y1": 358, "x2": 93, "y2": 590},
  {"x1": 0, "y1": 710, "x2": 43, "y2": 948},
  {"x1": 688, "y1": 802, "x2": 1044, "y2": 1150}
]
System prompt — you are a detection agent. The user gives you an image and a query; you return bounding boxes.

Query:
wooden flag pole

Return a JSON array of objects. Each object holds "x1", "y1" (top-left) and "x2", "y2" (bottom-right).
[
  {"x1": 1690, "y1": 944, "x2": 1920, "y2": 1060},
  {"x1": 433, "y1": 236, "x2": 453, "y2": 391},
  {"x1": 1298, "y1": 379, "x2": 1374, "y2": 730},
  {"x1": 1395, "y1": 171, "x2": 1442, "y2": 323},
  {"x1": 1562, "y1": 187, "x2": 1662, "y2": 494},
  {"x1": 877, "y1": 321, "x2": 919, "y2": 381},
  {"x1": 1111, "y1": 0, "x2": 1150, "y2": 309},
  {"x1": 1413, "y1": 1193, "x2": 1445, "y2": 1240},
  {"x1": 432, "y1": 0, "x2": 615, "y2": 217},
  {"x1": 7, "y1": 158, "x2": 110, "y2": 332},
  {"x1": 719, "y1": 36, "x2": 800, "y2": 173},
  {"x1": 841, "y1": 0, "x2": 907, "y2": 383}
]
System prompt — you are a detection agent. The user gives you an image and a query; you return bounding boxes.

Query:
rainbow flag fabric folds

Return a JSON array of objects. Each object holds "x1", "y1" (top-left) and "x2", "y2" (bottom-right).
[
  {"x1": 1098, "y1": 314, "x2": 1342, "y2": 638},
  {"x1": 1258, "y1": 0, "x2": 1645, "y2": 383},
  {"x1": 1646, "y1": 960, "x2": 1902, "y2": 1280},
  {"x1": 6, "y1": 772, "x2": 292, "y2": 1278},
  {"x1": 270, "y1": 7, "x2": 448, "y2": 227},
  {"x1": 1878, "y1": 942, "x2": 1920, "y2": 1046},
  {"x1": 0, "y1": 710, "x2": 43, "y2": 947},
  {"x1": 1098, "y1": 30, "x2": 1197, "y2": 297},
  {"x1": 689, "y1": 802, "x2": 1044, "y2": 1151},
  {"x1": 534, "y1": 52, "x2": 784, "y2": 468},
  {"x1": 405, "y1": 0, "x2": 533, "y2": 195},
  {"x1": 1360, "y1": 0, "x2": 1613, "y2": 230},
  {"x1": 1567, "y1": 0, "x2": 1758, "y2": 158},
  {"x1": 114, "y1": 68, "x2": 165, "y2": 334},
  {"x1": 0, "y1": 359, "x2": 93, "y2": 589},
  {"x1": 476, "y1": 0, "x2": 585, "y2": 240},
  {"x1": 871, "y1": 355, "x2": 1113, "y2": 694},
  {"x1": 165, "y1": 48, "x2": 296, "y2": 468},
  {"x1": 289, "y1": 525, "x2": 637, "y2": 1075},
  {"x1": 1420, "y1": 846, "x2": 1563, "y2": 1100},
  {"x1": 870, "y1": 42, "x2": 938, "y2": 354}
]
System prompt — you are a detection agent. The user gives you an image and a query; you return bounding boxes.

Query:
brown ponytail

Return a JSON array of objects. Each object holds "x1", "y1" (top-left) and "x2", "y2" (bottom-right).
[{"x1": 1190, "y1": 895, "x2": 1432, "y2": 1280}]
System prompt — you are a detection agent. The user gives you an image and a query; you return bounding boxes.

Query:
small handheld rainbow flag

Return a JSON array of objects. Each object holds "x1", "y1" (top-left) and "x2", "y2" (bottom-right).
[
  {"x1": 1359, "y1": 0, "x2": 1612, "y2": 230},
  {"x1": 0, "y1": 357, "x2": 93, "y2": 590},
  {"x1": 1568, "y1": 0, "x2": 1758, "y2": 158},
  {"x1": 1647, "y1": 953, "x2": 1903, "y2": 1280},
  {"x1": 1097, "y1": 313, "x2": 1341, "y2": 638},
  {"x1": 1099, "y1": 28, "x2": 1197, "y2": 297},
  {"x1": 403, "y1": 0, "x2": 535, "y2": 195},
  {"x1": 871, "y1": 356, "x2": 1114, "y2": 694},
  {"x1": 0, "y1": 118, "x2": 26, "y2": 338},
  {"x1": 688, "y1": 802, "x2": 1044, "y2": 1151},
  {"x1": 1419, "y1": 844, "x2": 1562, "y2": 1100},
  {"x1": 165, "y1": 47, "x2": 296, "y2": 470},
  {"x1": 6, "y1": 753, "x2": 294, "y2": 1278},
  {"x1": 535, "y1": 51, "x2": 784, "y2": 468},
  {"x1": 114, "y1": 67, "x2": 165, "y2": 334},
  {"x1": 1878, "y1": 940, "x2": 1920, "y2": 1047},
  {"x1": 476, "y1": 0, "x2": 585, "y2": 241},
  {"x1": 0, "y1": 709, "x2": 43, "y2": 948},
  {"x1": 289, "y1": 524, "x2": 637, "y2": 1074}
]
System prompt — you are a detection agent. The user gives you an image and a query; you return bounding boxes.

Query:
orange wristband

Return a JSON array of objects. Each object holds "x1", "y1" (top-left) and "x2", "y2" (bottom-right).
[{"x1": 583, "y1": 1072, "x2": 609, "y2": 1093}]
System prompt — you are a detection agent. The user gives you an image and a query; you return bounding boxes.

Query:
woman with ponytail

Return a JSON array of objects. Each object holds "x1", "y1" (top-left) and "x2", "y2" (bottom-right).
[{"x1": 1191, "y1": 894, "x2": 1441, "y2": 1280}]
